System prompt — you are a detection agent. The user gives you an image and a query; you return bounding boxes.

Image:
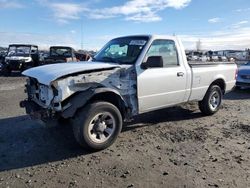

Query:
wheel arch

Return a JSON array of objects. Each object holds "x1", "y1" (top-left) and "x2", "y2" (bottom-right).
[
  {"x1": 61, "y1": 87, "x2": 128, "y2": 119},
  {"x1": 210, "y1": 78, "x2": 226, "y2": 94},
  {"x1": 89, "y1": 90, "x2": 128, "y2": 119}
]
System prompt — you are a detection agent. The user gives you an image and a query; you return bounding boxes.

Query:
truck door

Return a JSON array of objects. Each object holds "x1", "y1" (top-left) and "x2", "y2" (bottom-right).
[{"x1": 137, "y1": 39, "x2": 188, "y2": 113}]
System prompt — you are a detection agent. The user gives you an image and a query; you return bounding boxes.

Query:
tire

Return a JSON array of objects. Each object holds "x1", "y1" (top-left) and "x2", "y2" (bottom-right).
[
  {"x1": 72, "y1": 101, "x2": 122, "y2": 151},
  {"x1": 199, "y1": 85, "x2": 222, "y2": 116}
]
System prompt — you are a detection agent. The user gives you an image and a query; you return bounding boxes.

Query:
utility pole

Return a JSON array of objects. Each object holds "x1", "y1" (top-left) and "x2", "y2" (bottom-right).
[
  {"x1": 196, "y1": 39, "x2": 202, "y2": 51},
  {"x1": 81, "y1": 19, "x2": 83, "y2": 50}
]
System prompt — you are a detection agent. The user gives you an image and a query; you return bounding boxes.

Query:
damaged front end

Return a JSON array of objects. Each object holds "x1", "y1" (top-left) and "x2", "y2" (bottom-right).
[
  {"x1": 20, "y1": 65, "x2": 138, "y2": 122},
  {"x1": 20, "y1": 78, "x2": 58, "y2": 121}
]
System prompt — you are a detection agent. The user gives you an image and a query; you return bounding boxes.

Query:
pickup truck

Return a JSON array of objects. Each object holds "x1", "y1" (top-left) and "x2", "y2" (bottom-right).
[
  {"x1": 20, "y1": 35, "x2": 237, "y2": 151},
  {"x1": 41, "y1": 46, "x2": 91, "y2": 65},
  {"x1": 42, "y1": 46, "x2": 78, "y2": 65}
]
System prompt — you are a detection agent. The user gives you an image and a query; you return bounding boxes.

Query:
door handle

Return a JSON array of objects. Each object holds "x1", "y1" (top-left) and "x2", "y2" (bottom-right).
[{"x1": 177, "y1": 72, "x2": 184, "y2": 77}]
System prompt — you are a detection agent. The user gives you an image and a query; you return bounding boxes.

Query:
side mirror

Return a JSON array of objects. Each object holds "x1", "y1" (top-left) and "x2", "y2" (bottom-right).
[{"x1": 141, "y1": 56, "x2": 164, "y2": 69}]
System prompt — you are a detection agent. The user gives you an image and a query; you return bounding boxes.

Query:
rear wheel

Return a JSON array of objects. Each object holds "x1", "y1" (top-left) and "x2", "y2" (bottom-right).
[
  {"x1": 199, "y1": 85, "x2": 222, "y2": 115},
  {"x1": 72, "y1": 101, "x2": 122, "y2": 151}
]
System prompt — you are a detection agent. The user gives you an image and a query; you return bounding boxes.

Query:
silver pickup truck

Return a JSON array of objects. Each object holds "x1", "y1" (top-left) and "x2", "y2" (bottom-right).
[{"x1": 20, "y1": 35, "x2": 237, "y2": 150}]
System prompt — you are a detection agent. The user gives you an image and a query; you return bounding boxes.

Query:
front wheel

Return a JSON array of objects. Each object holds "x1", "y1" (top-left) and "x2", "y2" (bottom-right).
[
  {"x1": 199, "y1": 85, "x2": 222, "y2": 116},
  {"x1": 72, "y1": 101, "x2": 122, "y2": 151}
]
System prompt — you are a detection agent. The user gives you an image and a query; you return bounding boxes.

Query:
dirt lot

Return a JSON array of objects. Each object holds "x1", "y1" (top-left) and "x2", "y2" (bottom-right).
[{"x1": 0, "y1": 76, "x2": 249, "y2": 188}]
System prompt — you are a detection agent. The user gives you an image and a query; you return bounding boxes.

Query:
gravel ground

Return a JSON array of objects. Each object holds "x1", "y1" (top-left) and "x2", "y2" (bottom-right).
[{"x1": 0, "y1": 76, "x2": 249, "y2": 188}]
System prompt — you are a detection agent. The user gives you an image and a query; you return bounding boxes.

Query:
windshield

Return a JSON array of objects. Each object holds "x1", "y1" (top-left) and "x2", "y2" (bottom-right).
[
  {"x1": 50, "y1": 48, "x2": 72, "y2": 57},
  {"x1": 7, "y1": 46, "x2": 31, "y2": 57},
  {"x1": 94, "y1": 36, "x2": 149, "y2": 64}
]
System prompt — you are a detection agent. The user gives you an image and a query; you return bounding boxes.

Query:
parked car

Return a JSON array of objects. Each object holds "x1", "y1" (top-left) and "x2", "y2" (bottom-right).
[
  {"x1": 0, "y1": 50, "x2": 7, "y2": 62},
  {"x1": 2, "y1": 44, "x2": 39, "y2": 76},
  {"x1": 187, "y1": 51, "x2": 202, "y2": 61},
  {"x1": 198, "y1": 55, "x2": 209, "y2": 62},
  {"x1": 42, "y1": 46, "x2": 78, "y2": 65},
  {"x1": 20, "y1": 35, "x2": 237, "y2": 151},
  {"x1": 0, "y1": 51, "x2": 7, "y2": 72},
  {"x1": 190, "y1": 55, "x2": 199, "y2": 61},
  {"x1": 40, "y1": 47, "x2": 92, "y2": 65},
  {"x1": 210, "y1": 55, "x2": 219, "y2": 61},
  {"x1": 39, "y1": 52, "x2": 49, "y2": 62},
  {"x1": 75, "y1": 52, "x2": 91, "y2": 61},
  {"x1": 218, "y1": 56, "x2": 228, "y2": 62},
  {"x1": 236, "y1": 61, "x2": 250, "y2": 89}
]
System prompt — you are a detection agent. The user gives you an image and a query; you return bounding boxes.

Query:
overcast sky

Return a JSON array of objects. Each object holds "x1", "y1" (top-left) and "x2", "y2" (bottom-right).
[{"x1": 0, "y1": 0, "x2": 250, "y2": 50}]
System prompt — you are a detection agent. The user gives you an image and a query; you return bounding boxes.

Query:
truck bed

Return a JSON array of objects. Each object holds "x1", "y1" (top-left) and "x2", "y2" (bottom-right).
[
  {"x1": 188, "y1": 61, "x2": 235, "y2": 67},
  {"x1": 188, "y1": 62, "x2": 237, "y2": 101}
]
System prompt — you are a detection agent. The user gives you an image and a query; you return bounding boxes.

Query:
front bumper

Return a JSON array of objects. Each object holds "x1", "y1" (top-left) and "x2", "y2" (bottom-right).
[
  {"x1": 236, "y1": 81, "x2": 250, "y2": 88},
  {"x1": 7, "y1": 60, "x2": 24, "y2": 70},
  {"x1": 20, "y1": 100, "x2": 52, "y2": 120},
  {"x1": 236, "y1": 76, "x2": 250, "y2": 87}
]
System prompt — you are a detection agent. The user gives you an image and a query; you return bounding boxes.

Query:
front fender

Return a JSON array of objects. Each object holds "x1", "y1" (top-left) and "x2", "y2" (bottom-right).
[{"x1": 61, "y1": 87, "x2": 127, "y2": 119}]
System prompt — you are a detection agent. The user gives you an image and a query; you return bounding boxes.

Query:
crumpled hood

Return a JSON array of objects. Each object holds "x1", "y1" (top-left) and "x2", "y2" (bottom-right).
[{"x1": 22, "y1": 61, "x2": 121, "y2": 85}]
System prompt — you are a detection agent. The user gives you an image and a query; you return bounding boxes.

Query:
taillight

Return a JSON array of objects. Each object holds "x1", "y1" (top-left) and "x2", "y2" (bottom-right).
[{"x1": 235, "y1": 68, "x2": 238, "y2": 80}]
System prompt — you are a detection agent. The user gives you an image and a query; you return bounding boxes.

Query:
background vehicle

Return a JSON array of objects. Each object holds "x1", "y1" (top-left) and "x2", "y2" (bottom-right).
[
  {"x1": 0, "y1": 50, "x2": 7, "y2": 72},
  {"x1": 2, "y1": 44, "x2": 39, "y2": 76},
  {"x1": 236, "y1": 61, "x2": 250, "y2": 89},
  {"x1": 42, "y1": 46, "x2": 79, "y2": 65},
  {"x1": 21, "y1": 35, "x2": 237, "y2": 151},
  {"x1": 187, "y1": 51, "x2": 201, "y2": 61},
  {"x1": 75, "y1": 52, "x2": 92, "y2": 61},
  {"x1": 218, "y1": 55, "x2": 228, "y2": 62},
  {"x1": 211, "y1": 55, "x2": 219, "y2": 61},
  {"x1": 198, "y1": 55, "x2": 209, "y2": 62},
  {"x1": 42, "y1": 46, "x2": 92, "y2": 65},
  {"x1": 39, "y1": 51, "x2": 49, "y2": 62}
]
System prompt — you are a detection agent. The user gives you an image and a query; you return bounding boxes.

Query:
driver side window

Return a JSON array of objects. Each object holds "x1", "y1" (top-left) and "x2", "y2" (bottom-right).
[{"x1": 146, "y1": 40, "x2": 179, "y2": 67}]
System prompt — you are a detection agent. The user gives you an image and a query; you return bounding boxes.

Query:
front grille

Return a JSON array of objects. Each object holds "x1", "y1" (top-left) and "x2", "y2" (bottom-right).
[{"x1": 8, "y1": 60, "x2": 23, "y2": 69}]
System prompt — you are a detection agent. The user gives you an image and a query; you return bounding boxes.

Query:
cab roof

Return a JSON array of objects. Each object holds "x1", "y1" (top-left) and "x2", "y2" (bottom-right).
[
  {"x1": 112, "y1": 34, "x2": 178, "y2": 41},
  {"x1": 9, "y1": 44, "x2": 38, "y2": 48}
]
